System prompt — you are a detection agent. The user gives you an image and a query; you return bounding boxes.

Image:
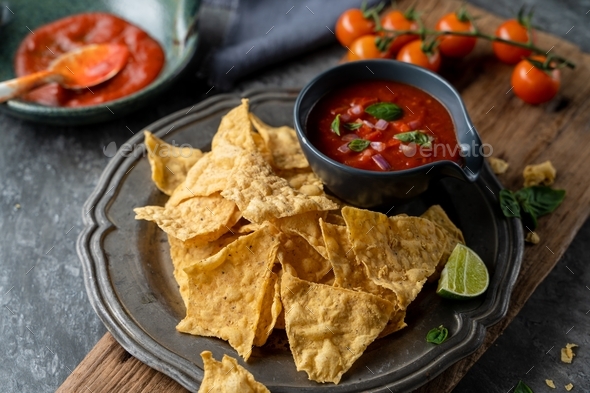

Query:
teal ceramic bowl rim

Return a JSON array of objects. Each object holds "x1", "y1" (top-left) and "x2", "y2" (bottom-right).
[{"x1": 0, "y1": 8, "x2": 199, "y2": 125}]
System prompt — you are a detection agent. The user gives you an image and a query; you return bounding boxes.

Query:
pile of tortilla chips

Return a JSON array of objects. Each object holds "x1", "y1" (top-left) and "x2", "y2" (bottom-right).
[{"x1": 134, "y1": 100, "x2": 465, "y2": 386}]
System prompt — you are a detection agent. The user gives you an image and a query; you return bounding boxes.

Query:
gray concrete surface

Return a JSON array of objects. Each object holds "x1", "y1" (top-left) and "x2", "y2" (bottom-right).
[{"x1": 0, "y1": 1, "x2": 588, "y2": 392}]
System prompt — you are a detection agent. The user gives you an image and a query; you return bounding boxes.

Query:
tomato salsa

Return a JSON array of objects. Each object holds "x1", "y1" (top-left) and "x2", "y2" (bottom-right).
[
  {"x1": 307, "y1": 80, "x2": 462, "y2": 172},
  {"x1": 14, "y1": 13, "x2": 165, "y2": 107}
]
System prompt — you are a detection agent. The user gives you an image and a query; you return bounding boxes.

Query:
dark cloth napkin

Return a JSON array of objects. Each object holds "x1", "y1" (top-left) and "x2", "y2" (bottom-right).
[{"x1": 200, "y1": 0, "x2": 380, "y2": 90}]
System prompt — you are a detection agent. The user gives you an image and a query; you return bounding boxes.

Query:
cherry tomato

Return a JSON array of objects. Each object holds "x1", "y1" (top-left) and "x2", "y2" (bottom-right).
[
  {"x1": 380, "y1": 10, "x2": 419, "y2": 56},
  {"x1": 435, "y1": 12, "x2": 477, "y2": 57},
  {"x1": 511, "y1": 56, "x2": 560, "y2": 105},
  {"x1": 336, "y1": 9, "x2": 375, "y2": 47},
  {"x1": 347, "y1": 35, "x2": 385, "y2": 61},
  {"x1": 396, "y1": 40, "x2": 441, "y2": 72},
  {"x1": 493, "y1": 20, "x2": 533, "y2": 64}
]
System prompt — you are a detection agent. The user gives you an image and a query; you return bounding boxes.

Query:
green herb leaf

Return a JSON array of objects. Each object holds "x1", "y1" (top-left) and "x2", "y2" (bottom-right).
[
  {"x1": 515, "y1": 186, "x2": 566, "y2": 218},
  {"x1": 365, "y1": 102, "x2": 403, "y2": 121},
  {"x1": 426, "y1": 325, "x2": 448, "y2": 345},
  {"x1": 514, "y1": 380, "x2": 533, "y2": 393},
  {"x1": 394, "y1": 130, "x2": 431, "y2": 147},
  {"x1": 348, "y1": 139, "x2": 371, "y2": 152},
  {"x1": 498, "y1": 186, "x2": 565, "y2": 230},
  {"x1": 345, "y1": 122, "x2": 363, "y2": 130},
  {"x1": 499, "y1": 189, "x2": 521, "y2": 219},
  {"x1": 331, "y1": 114, "x2": 341, "y2": 136}
]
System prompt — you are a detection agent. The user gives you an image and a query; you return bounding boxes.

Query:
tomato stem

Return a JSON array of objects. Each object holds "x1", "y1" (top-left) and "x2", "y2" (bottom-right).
[{"x1": 378, "y1": 27, "x2": 576, "y2": 68}]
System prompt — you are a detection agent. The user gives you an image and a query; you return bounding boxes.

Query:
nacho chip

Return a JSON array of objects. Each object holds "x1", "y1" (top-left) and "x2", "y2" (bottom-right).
[
  {"x1": 254, "y1": 267, "x2": 282, "y2": 347},
  {"x1": 134, "y1": 193, "x2": 239, "y2": 242},
  {"x1": 277, "y1": 234, "x2": 332, "y2": 283},
  {"x1": 320, "y1": 220, "x2": 406, "y2": 337},
  {"x1": 231, "y1": 218, "x2": 260, "y2": 234},
  {"x1": 250, "y1": 113, "x2": 309, "y2": 170},
  {"x1": 342, "y1": 207, "x2": 446, "y2": 309},
  {"x1": 280, "y1": 273, "x2": 393, "y2": 384},
  {"x1": 561, "y1": 343, "x2": 577, "y2": 363},
  {"x1": 274, "y1": 211, "x2": 328, "y2": 258},
  {"x1": 325, "y1": 211, "x2": 346, "y2": 226},
  {"x1": 523, "y1": 160, "x2": 556, "y2": 187},
  {"x1": 488, "y1": 157, "x2": 509, "y2": 175},
  {"x1": 198, "y1": 351, "x2": 269, "y2": 393},
  {"x1": 166, "y1": 144, "x2": 245, "y2": 206},
  {"x1": 420, "y1": 205, "x2": 464, "y2": 282},
  {"x1": 277, "y1": 168, "x2": 324, "y2": 197},
  {"x1": 221, "y1": 151, "x2": 338, "y2": 224},
  {"x1": 176, "y1": 226, "x2": 280, "y2": 360},
  {"x1": 144, "y1": 131, "x2": 204, "y2": 196},
  {"x1": 168, "y1": 233, "x2": 241, "y2": 308},
  {"x1": 212, "y1": 99, "x2": 257, "y2": 152}
]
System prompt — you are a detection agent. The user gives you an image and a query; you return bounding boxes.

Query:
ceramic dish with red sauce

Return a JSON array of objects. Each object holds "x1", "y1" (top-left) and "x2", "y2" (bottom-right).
[
  {"x1": 0, "y1": 0, "x2": 199, "y2": 125},
  {"x1": 294, "y1": 60, "x2": 485, "y2": 208}
]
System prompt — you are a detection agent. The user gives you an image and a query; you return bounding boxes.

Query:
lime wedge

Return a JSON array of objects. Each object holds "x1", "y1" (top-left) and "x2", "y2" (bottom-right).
[{"x1": 437, "y1": 244, "x2": 489, "y2": 300}]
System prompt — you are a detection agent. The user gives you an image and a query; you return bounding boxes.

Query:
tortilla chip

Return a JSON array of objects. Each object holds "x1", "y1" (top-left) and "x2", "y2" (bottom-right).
[
  {"x1": 420, "y1": 205, "x2": 464, "y2": 282},
  {"x1": 274, "y1": 211, "x2": 328, "y2": 258},
  {"x1": 251, "y1": 130, "x2": 274, "y2": 166},
  {"x1": 277, "y1": 234, "x2": 332, "y2": 283},
  {"x1": 166, "y1": 144, "x2": 245, "y2": 206},
  {"x1": 325, "y1": 211, "x2": 346, "y2": 226},
  {"x1": 561, "y1": 343, "x2": 577, "y2": 363},
  {"x1": 488, "y1": 157, "x2": 509, "y2": 175},
  {"x1": 144, "y1": 131, "x2": 204, "y2": 196},
  {"x1": 342, "y1": 207, "x2": 446, "y2": 309},
  {"x1": 168, "y1": 233, "x2": 241, "y2": 308},
  {"x1": 281, "y1": 273, "x2": 393, "y2": 384},
  {"x1": 277, "y1": 168, "x2": 325, "y2": 197},
  {"x1": 320, "y1": 220, "x2": 406, "y2": 337},
  {"x1": 212, "y1": 99, "x2": 257, "y2": 152},
  {"x1": 523, "y1": 160, "x2": 556, "y2": 187},
  {"x1": 176, "y1": 226, "x2": 280, "y2": 360},
  {"x1": 221, "y1": 151, "x2": 338, "y2": 224},
  {"x1": 254, "y1": 267, "x2": 282, "y2": 347},
  {"x1": 198, "y1": 351, "x2": 269, "y2": 393},
  {"x1": 231, "y1": 218, "x2": 260, "y2": 234},
  {"x1": 134, "y1": 193, "x2": 239, "y2": 242},
  {"x1": 250, "y1": 113, "x2": 309, "y2": 170}
]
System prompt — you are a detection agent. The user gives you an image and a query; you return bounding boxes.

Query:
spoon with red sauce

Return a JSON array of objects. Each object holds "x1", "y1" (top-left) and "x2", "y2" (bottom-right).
[{"x1": 0, "y1": 44, "x2": 129, "y2": 103}]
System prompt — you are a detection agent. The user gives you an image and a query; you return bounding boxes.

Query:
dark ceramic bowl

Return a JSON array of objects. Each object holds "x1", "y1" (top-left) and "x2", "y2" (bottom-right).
[
  {"x1": 0, "y1": 0, "x2": 199, "y2": 125},
  {"x1": 294, "y1": 59, "x2": 484, "y2": 208}
]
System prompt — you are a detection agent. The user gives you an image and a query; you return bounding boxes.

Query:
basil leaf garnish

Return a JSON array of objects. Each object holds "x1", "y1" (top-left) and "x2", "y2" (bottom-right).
[
  {"x1": 348, "y1": 139, "x2": 371, "y2": 152},
  {"x1": 498, "y1": 186, "x2": 565, "y2": 230},
  {"x1": 331, "y1": 114, "x2": 341, "y2": 136},
  {"x1": 515, "y1": 186, "x2": 566, "y2": 218},
  {"x1": 426, "y1": 325, "x2": 448, "y2": 344},
  {"x1": 365, "y1": 102, "x2": 403, "y2": 121},
  {"x1": 394, "y1": 130, "x2": 431, "y2": 147},
  {"x1": 499, "y1": 189, "x2": 521, "y2": 219},
  {"x1": 345, "y1": 122, "x2": 363, "y2": 130},
  {"x1": 514, "y1": 380, "x2": 533, "y2": 393}
]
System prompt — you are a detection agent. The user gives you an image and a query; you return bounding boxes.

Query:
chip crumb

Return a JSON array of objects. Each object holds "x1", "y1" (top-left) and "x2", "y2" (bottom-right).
[
  {"x1": 560, "y1": 343, "x2": 578, "y2": 364},
  {"x1": 488, "y1": 157, "x2": 509, "y2": 175},
  {"x1": 565, "y1": 383, "x2": 574, "y2": 391},
  {"x1": 523, "y1": 160, "x2": 556, "y2": 187},
  {"x1": 545, "y1": 379, "x2": 556, "y2": 388},
  {"x1": 14, "y1": 203, "x2": 21, "y2": 210},
  {"x1": 525, "y1": 231, "x2": 540, "y2": 244}
]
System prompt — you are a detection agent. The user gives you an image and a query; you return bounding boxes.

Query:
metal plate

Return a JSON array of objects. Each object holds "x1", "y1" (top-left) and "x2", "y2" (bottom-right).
[{"x1": 78, "y1": 89, "x2": 523, "y2": 392}]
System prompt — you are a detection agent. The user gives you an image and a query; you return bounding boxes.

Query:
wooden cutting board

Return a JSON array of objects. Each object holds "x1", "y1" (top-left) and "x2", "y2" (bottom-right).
[{"x1": 57, "y1": 0, "x2": 590, "y2": 392}]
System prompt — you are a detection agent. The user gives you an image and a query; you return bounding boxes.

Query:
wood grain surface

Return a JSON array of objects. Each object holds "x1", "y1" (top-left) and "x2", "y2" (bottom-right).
[{"x1": 58, "y1": 1, "x2": 590, "y2": 392}]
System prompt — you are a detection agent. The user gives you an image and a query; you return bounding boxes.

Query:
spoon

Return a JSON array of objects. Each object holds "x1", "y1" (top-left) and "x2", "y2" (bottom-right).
[{"x1": 0, "y1": 44, "x2": 129, "y2": 103}]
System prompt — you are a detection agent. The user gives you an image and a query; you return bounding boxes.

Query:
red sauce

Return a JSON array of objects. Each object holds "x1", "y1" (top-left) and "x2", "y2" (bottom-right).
[
  {"x1": 307, "y1": 80, "x2": 462, "y2": 172},
  {"x1": 14, "y1": 13, "x2": 165, "y2": 107}
]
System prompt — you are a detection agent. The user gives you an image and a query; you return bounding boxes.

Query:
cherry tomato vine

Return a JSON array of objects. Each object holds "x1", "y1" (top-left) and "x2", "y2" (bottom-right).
[{"x1": 335, "y1": 2, "x2": 575, "y2": 104}]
